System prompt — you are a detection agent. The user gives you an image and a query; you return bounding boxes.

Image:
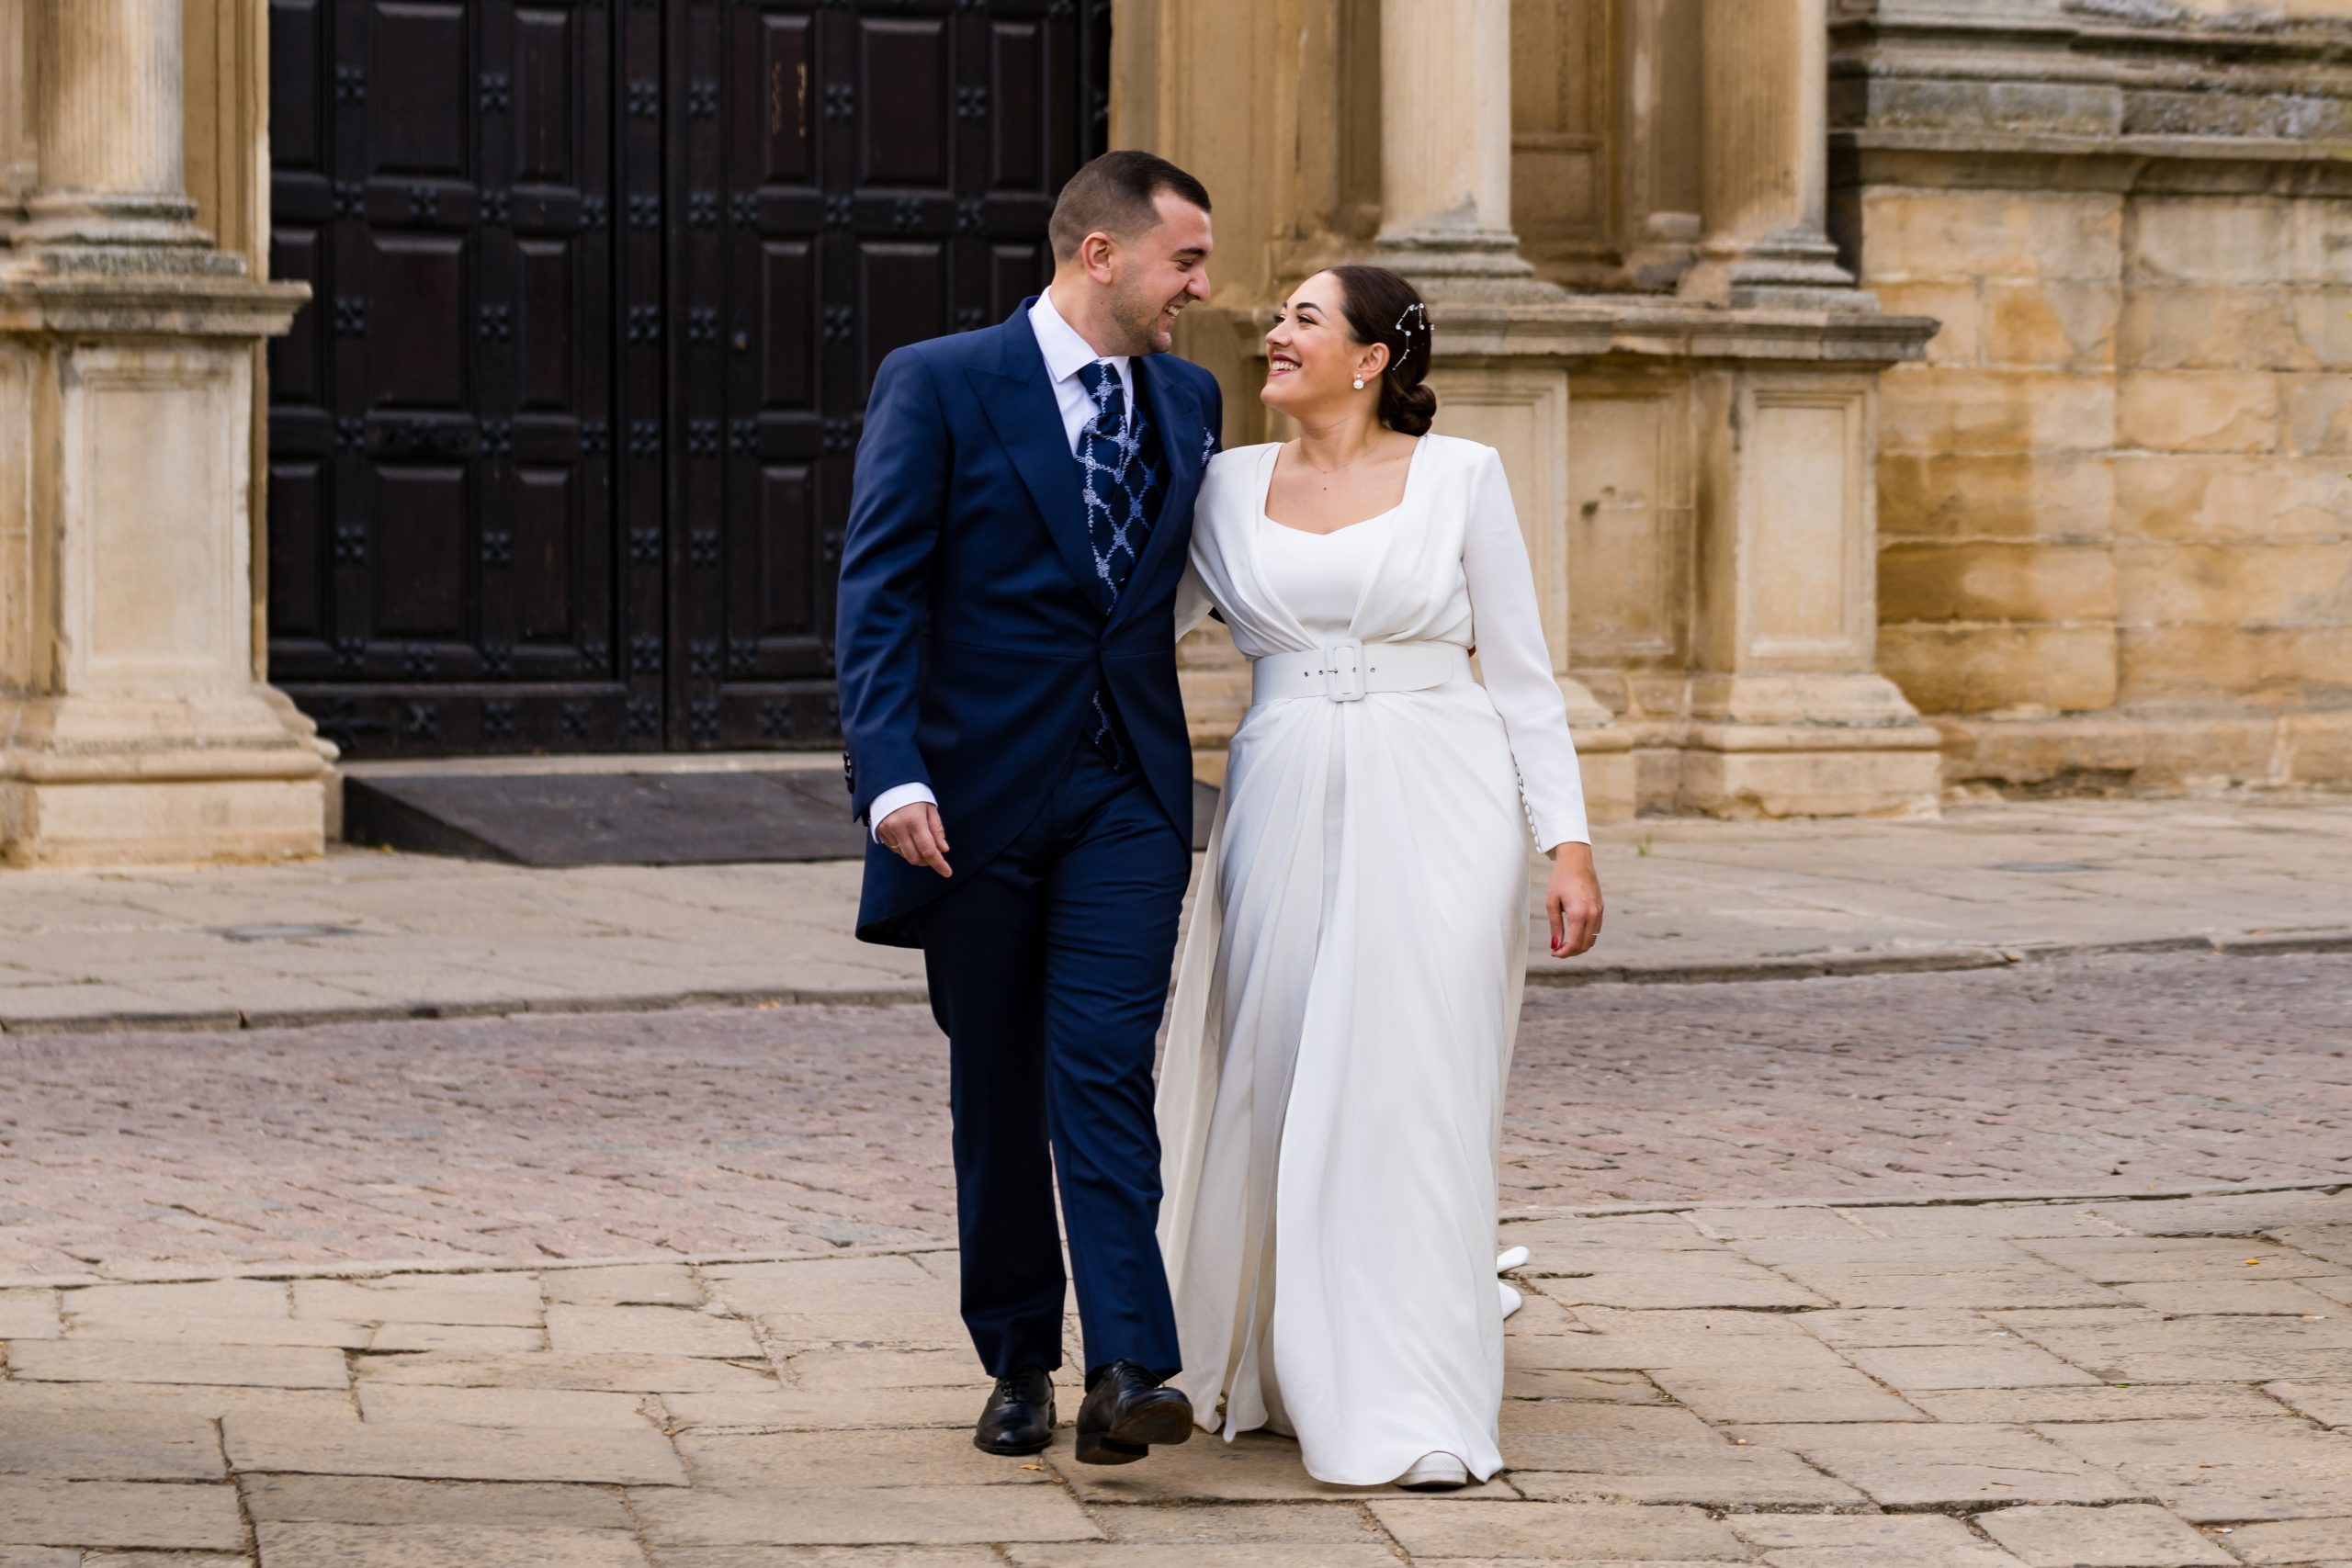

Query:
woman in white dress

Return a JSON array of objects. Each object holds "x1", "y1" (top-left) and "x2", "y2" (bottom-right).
[{"x1": 1157, "y1": 265, "x2": 1604, "y2": 1492}]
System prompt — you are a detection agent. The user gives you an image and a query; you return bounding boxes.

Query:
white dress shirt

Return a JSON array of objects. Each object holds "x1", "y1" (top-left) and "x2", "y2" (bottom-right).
[{"x1": 867, "y1": 289, "x2": 1133, "y2": 840}]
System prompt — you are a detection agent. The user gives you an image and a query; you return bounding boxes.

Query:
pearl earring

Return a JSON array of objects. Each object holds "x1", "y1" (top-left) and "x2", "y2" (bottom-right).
[{"x1": 1351, "y1": 376, "x2": 1365, "y2": 390}]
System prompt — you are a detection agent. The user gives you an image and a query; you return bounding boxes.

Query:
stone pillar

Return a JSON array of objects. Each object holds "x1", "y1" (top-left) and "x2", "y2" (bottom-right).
[
  {"x1": 1679, "y1": 0, "x2": 1867, "y2": 309},
  {"x1": 0, "y1": 0, "x2": 33, "y2": 242},
  {"x1": 20, "y1": 0, "x2": 210, "y2": 249},
  {"x1": 0, "y1": 0, "x2": 321, "y2": 867},
  {"x1": 1614, "y1": 0, "x2": 1704, "y2": 290},
  {"x1": 1373, "y1": 0, "x2": 1562, "y2": 303},
  {"x1": 1680, "y1": 366, "x2": 1941, "y2": 818}
]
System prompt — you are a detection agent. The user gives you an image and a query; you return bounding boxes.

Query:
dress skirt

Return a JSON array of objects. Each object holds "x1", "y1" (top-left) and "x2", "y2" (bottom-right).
[{"x1": 1156, "y1": 673, "x2": 1534, "y2": 1484}]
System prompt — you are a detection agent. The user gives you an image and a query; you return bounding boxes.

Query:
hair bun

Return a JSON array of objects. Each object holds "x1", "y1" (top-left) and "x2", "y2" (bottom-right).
[{"x1": 1384, "y1": 379, "x2": 1437, "y2": 437}]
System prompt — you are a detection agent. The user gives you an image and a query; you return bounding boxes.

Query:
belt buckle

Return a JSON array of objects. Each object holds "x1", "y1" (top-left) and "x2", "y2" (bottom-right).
[{"x1": 1324, "y1": 639, "x2": 1366, "y2": 702}]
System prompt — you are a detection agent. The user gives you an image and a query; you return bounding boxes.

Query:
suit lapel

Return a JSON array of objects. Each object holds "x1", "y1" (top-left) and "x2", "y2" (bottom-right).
[
  {"x1": 967, "y1": 305, "x2": 1106, "y2": 610},
  {"x1": 1109, "y1": 354, "x2": 1204, "y2": 632}
]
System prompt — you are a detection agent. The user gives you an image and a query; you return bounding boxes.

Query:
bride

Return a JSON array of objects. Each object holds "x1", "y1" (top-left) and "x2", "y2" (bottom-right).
[{"x1": 1157, "y1": 265, "x2": 1603, "y2": 1492}]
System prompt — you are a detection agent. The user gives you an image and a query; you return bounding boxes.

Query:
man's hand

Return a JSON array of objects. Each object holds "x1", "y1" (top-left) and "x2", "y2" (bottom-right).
[
  {"x1": 1545, "y1": 841, "x2": 1603, "y2": 958},
  {"x1": 877, "y1": 801, "x2": 953, "y2": 877}
]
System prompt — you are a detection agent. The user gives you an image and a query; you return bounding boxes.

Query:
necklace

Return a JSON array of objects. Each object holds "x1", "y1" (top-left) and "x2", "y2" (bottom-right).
[{"x1": 1293, "y1": 436, "x2": 1384, "y2": 479}]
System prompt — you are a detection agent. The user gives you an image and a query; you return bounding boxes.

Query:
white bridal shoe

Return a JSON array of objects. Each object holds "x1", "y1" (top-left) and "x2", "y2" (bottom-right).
[
  {"x1": 1498, "y1": 1245, "x2": 1529, "y2": 1321},
  {"x1": 1385, "y1": 1250, "x2": 1531, "y2": 1492},
  {"x1": 1397, "y1": 1450, "x2": 1471, "y2": 1491}
]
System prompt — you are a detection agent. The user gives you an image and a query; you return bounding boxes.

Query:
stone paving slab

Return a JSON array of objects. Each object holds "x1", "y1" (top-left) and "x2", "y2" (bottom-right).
[
  {"x1": 0, "y1": 1480, "x2": 245, "y2": 1553},
  {"x1": 0, "y1": 1412, "x2": 223, "y2": 1482},
  {"x1": 3, "y1": 1189, "x2": 2347, "y2": 1562},
  {"x1": 253, "y1": 1521, "x2": 651, "y2": 1567},
  {"x1": 1972, "y1": 1502, "x2": 2238, "y2": 1567},
  {"x1": 1724, "y1": 1512, "x2": 2029, "y2": 1567},
  {"x1": 2, "y1": 796, "x2": 2348, "y2": 1032}
]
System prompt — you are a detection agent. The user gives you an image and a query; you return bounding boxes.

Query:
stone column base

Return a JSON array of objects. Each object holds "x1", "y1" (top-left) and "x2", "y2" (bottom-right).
[
  {"x1": 1371, "y1": 237, "x2": 1575, "y2": 309},
  {"x1": 1677, "y1": 671, "x2": 1944, "y2": 818},
  {"x1": 1, "y1": 774, "x2": 326, "y2": 867},
  {"x1": 0, "y1": 692, "x2": 329, "y2": 866},
  {"x1": 1677, "y1": 723, "x2": 1944, "y2": 819}
]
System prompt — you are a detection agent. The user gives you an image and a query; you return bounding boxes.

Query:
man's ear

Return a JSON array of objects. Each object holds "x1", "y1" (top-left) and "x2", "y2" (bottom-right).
[{"x1": 1080, "y1": 230, "x2": 1118, "y2": 284}]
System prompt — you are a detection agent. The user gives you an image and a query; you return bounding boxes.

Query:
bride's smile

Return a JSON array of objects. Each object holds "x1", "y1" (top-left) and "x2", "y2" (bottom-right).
[{"x1": 1259, "y1": 277, "x2": 1392, "y2": 418}]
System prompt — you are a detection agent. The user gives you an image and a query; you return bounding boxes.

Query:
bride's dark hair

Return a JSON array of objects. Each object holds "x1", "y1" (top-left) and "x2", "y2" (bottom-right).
[{"x1": 1326, "y1": 265, "x2": 1436, "y2": 436}]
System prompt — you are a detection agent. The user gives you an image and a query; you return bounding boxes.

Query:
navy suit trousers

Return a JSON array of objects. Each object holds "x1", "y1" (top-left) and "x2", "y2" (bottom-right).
[{"x1": 920, "y1": 736, "x2": 1190, "y2": 1381}]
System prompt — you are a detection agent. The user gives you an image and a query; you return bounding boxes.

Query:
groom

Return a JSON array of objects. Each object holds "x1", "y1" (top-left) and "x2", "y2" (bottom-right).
[{"x1": 835, "y1": 152, "x2": 1220, "y2": 1464}]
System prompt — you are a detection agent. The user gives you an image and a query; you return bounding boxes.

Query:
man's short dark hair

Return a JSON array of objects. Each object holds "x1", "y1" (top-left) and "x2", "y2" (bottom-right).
[{"x1": 1047, "y1": 151, "x2": 1211, "y2": 263}]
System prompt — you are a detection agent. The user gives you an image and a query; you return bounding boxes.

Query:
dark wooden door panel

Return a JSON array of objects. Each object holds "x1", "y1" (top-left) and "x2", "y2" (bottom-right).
[
  {"x1": 270, "y1": 0, "x2": 1108, "y2": 756},
  {"x1": 680, "y1": 0, "x2": 1105, "y2": 750},
  {"x1": 269, "y1": 0, "x2": 635, "y2": 757}
]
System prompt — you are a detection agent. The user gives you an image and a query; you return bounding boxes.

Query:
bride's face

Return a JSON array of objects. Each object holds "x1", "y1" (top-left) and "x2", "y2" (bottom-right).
[{"x1": 1261, "y1": 272, "x2": 1385, "y2": 417}]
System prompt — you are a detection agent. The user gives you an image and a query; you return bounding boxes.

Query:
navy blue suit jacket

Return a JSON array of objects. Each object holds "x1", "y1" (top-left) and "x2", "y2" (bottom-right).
[{"x1": 836, "y1": 299, "x2": 1223, "y2": 947}]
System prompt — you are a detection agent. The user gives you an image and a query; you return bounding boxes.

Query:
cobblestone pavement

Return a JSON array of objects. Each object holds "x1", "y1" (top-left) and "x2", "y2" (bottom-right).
[
  {"x1": 4, "y1": 952, "x2": 2346, "y2": 1280},
  {"x1": 2, "y1": 1188, "x2": 2351, "y2": 1564},
  {"x1": 1, "y1": 795, "x2": 2348, "y2": 1032}
]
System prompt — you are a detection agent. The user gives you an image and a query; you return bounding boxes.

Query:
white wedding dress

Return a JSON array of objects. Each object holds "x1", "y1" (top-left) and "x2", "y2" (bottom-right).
[{"x1": 1158, "y1": 434, "x2": 1590, "y2": 1485}]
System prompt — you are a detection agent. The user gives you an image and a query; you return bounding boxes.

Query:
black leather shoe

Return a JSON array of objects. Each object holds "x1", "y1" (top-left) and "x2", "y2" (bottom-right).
[
  {"x1": 1073, "y1": 1360, "x2": 1193, "y2": 1465},
  {"x1": 974, "y1": 1367, "x2": 1056, "y2": 1456}
]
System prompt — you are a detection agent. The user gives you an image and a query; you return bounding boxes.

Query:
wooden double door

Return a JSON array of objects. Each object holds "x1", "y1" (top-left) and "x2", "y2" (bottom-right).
[{"x1": 266, "y1": 0, "x2": 1107, "y2": 756}]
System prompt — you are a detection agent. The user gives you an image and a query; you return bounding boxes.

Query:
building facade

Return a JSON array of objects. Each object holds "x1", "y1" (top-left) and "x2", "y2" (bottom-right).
[{"x1": 0, "y1": 0, "x2": 2346, "y2": 865}]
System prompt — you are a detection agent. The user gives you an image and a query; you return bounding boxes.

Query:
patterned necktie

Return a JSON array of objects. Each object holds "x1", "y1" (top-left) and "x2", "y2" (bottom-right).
[
  {"x1": 1075, "y1": 358, "x2": 1160, "y2": 769},
  {"x1": 1077, "y1": 359, "x2": 1158, "y2": 606}
]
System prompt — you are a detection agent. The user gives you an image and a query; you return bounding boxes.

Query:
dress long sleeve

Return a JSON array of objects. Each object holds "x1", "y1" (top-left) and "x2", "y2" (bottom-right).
[
  {"x1": 1175, "y1": 557, "x2": 1217, "y2": 641},
  {"x1": 1460, "y1": 447, "x2": 1590, "y2": 851}
]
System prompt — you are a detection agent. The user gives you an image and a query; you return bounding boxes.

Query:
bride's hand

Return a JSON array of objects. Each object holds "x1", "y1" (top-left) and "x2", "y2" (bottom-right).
[{"x1": 1545, "y1": 843, "x2": 1603, "y2": 958}]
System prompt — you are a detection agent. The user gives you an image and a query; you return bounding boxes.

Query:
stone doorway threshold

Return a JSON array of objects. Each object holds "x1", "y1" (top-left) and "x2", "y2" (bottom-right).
[
  {"x1": 340, "y1": 758, "x2": 866, "y2": 867},
  {"x1": 341, "y1": 754, "x2": 1224, "y2": 865}
]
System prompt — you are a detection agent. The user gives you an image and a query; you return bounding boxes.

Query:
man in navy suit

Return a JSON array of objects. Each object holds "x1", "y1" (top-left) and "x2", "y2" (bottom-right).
[{"x1": 835, "y1": 152, "x2": 1220, "y2": 1465}]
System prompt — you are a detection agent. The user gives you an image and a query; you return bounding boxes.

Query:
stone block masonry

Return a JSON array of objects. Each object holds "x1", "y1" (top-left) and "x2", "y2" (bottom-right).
[{"x1": 1838, "y1": 5, "x2": 2352, "y2": 795}]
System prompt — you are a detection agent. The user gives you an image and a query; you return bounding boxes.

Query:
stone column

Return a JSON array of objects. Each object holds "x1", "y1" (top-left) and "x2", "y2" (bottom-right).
[
  {"x1": 1614, "y1": 0, "x2": 1704, "y2": 290},
  {"x1": 1373, "y1": 0, "x2": 1561, "y2": 303},
  {"x1": 0, "y1": 0, "x2": 33, "y2": 242},
  {"x1": 1678, "y1": 0, "x2": 1867, "y2": 309},
  {"x1": 20, "y1": 0, "x2": 213, "y2": 249},
  {"x1": 0, "y1": 0, "x2": 319, "y2": 867}
]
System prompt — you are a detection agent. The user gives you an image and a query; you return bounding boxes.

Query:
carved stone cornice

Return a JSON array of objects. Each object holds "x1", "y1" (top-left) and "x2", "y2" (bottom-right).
[
  {"x1": 1830, "y1": 0, "x2": 2352, "y2": 161},
  {"x1": 0, "y1": 268, "x2": 307, "y2": 339}
]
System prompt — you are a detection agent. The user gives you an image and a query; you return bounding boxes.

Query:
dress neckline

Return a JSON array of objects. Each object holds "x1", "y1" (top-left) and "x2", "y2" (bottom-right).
[{"x1": 1258, "y1": 435, "x2": 1426, "y2": 538}]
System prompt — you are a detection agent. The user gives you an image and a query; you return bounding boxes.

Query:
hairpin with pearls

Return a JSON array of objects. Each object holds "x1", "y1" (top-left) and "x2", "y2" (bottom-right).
[{"x1": 1357, "y1": 300, "x2": 1430, "y2": 390}]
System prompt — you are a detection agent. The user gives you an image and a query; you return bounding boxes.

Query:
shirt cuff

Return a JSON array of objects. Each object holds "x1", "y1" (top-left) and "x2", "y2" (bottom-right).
[{"x1": 867, "y1": 782, "x2": 939, "y2": 841}]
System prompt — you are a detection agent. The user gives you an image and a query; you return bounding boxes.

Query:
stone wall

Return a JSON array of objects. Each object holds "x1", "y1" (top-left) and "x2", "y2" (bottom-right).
[{"x1": 1838, "y1": 0, "x2": 2352, "y2": 793}]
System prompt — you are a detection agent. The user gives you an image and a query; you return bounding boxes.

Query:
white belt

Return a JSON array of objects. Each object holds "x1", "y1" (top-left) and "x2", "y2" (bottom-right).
[{"x1": 1250, "y1": 639, "x2": 1470, "y2": 705}]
